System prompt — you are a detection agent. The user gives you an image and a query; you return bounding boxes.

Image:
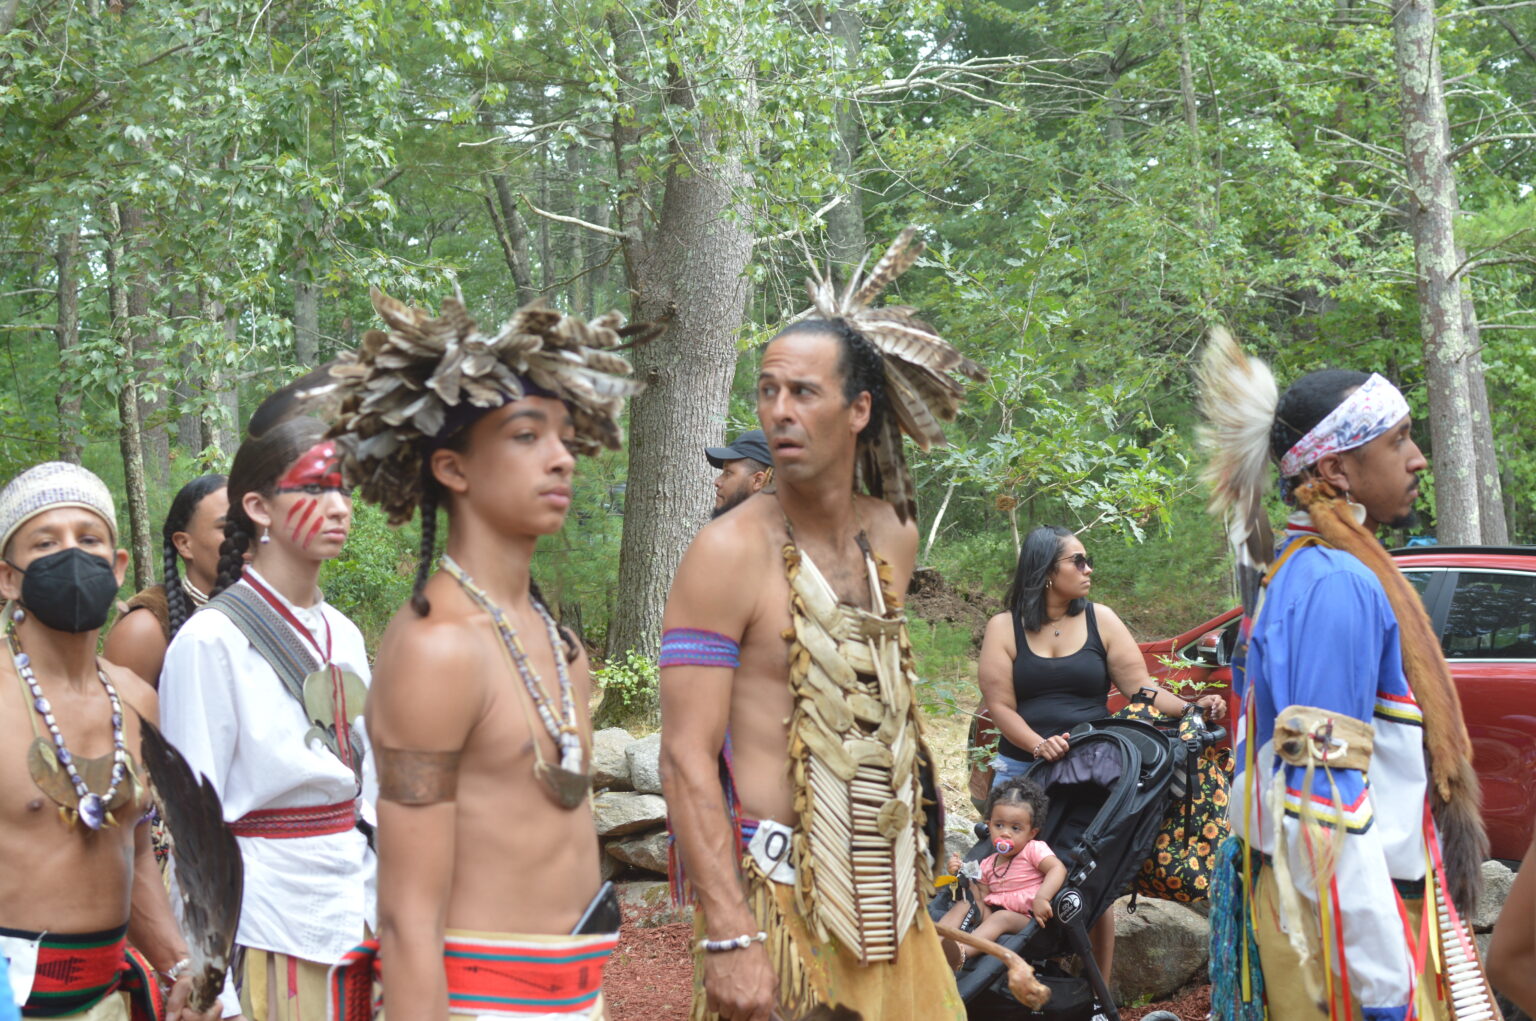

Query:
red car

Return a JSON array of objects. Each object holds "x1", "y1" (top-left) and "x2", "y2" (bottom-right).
[{"x1": 968, "y1": 545, "x2": 1536, "y2": 862}]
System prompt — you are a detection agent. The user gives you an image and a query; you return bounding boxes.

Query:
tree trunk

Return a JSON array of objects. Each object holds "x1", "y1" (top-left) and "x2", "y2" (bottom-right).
[
  {"x1": 487, "y1": 173, "x2": 539, "y2": 305},
  {"x1": 294, "y1": 274, "x2": 321, "y2": 367},
  {"x1": 825, "y1": 3, "x2": 866, "y2": 272},
  {"x1": 106, "y1": 204, "x2": 154, "y2": 589},
  {"x1": 199, "y1": 295, "x2": 241, "y2": 459},
  {"x1": 53, "y1": 227, "x2": 83, "y2": 464},
  {"x1": 135, "y1": 260, "x2": 170, "y2": 488},
  {"x1": 600, "y1": 5, "x2": 757, "y2": 724},
  {"x1": 1459, "y1": 285, "x2": 1509, "y2": 543},
  {"x1": 1391, "y1": 0, "x2": 1481, "y2": 544}
]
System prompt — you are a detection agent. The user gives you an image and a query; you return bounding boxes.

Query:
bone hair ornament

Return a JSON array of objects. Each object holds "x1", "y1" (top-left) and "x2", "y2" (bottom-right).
[
  {"x1": 797, "y1": 227, "x2": 987, "y2": 524},
  {"x1": 320, "y1": 287, "x2": 647, "y2": 528}
]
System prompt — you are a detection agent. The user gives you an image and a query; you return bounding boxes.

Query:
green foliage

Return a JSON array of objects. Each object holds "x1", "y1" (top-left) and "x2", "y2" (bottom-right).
[
  {"x1": 909, "y1": 616, "x2": 980, "y2": 717},
  {"x1": 592, "y1": 650, "x2": 661, "y2": 721},
  {"x1": 321, "y1": 501, "x2": 420, "y2": 647}
]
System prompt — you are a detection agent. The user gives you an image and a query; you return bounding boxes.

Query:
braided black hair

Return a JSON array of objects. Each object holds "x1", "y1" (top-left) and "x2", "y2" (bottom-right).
[
  {"x1": 773, "y1": 318, "x2": 888, "y2": 444},
  {"x1": 984, "y1": 777, "x2": 1050, "y2": 830},
  {"x1": 212, "y1": 417, "x2": 329, "y2": 596},
  {"x1": 162, "y1": 474, "x2": 227, "y2": 634}
]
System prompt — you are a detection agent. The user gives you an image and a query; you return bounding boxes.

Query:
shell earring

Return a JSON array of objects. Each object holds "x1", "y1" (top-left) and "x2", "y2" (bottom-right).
[{"x1": 259, "y1": 527, "x2": 271, "y2": 545}]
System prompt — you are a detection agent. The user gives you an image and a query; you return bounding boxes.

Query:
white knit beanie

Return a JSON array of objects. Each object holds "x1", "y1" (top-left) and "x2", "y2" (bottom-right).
[{"x1": 0, "y1": 462, "x2": 118, "y2": 557}]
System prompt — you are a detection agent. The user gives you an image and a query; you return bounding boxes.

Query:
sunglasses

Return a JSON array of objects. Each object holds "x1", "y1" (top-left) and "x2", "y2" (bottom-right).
[{"x1": 1057, "y1": 553, "x2": 1093, "y2": 572}]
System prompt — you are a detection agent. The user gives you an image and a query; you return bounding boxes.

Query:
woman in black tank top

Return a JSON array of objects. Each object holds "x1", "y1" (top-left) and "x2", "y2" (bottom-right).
[{"x1": 975, "y1": 526, "x2": 1229, "y2": 981}]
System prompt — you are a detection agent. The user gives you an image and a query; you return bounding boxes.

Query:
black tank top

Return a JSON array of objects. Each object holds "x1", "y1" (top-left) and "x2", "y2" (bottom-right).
[{"x1": 996, "y1": 602, "x2": 1111, "y2": 761}]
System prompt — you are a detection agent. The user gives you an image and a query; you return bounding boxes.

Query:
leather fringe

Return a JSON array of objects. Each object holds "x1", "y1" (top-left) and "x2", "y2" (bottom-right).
[{"x1": 1292, "y1": 479, "x2": 1487, "y2": 915}]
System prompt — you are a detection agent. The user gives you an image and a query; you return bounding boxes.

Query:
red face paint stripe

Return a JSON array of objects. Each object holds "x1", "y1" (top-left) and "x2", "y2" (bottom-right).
[
  {"x1": 303, "y1": 515, "x2": 324, "y2": 549},
  {"x1": 286, "y1": 497, "x2": 315, "y2": 528}
]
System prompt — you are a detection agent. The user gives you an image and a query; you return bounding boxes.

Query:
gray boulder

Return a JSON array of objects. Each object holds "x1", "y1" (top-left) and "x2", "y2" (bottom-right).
[
  {"x1": 627, "y1": 732, "x2": 664, "y2": 795},
  {"x1": 616, "y1": 879, "x2": 692, "y2": 928},
  {"x1": 592, "y1": 792, "x2": 668, "y2": 837},
  {"x1": 1109, "y1": 896, "x2": 1210, "y2": 1004},
  {"x1": 591, "y1": 727, "x2": 635, "y2": 790},
  {"x1": 608, "y1": 829, "x2": 671, "y2": 876},
  {"x1": 1474, "y1": 859, "x2": 1516, "y2": 933}
]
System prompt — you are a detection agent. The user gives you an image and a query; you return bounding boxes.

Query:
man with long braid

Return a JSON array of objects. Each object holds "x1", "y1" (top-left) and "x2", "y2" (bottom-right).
[
  {"x1": 1199, "y1": 329, "x2": 1494, "y2": 1021},
  {"x1": 322, "y1": 288, "x2": 641, "y2": 1020},
  {"x1": 660, "y1": 231, "x2": 983, "y2": 1021}
]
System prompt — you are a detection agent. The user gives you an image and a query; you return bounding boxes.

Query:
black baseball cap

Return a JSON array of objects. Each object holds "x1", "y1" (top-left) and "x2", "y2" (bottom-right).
[{"x1": 705, "y1": 429, "x2": 772, "y2": 469}]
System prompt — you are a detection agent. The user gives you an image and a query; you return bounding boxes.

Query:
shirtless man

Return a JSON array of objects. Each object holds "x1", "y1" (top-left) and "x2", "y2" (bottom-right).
[
  {"x1": 661, "y1": 230, "x2": 980, "y2": 1021},
  {"x1": 0, "y1": 462, "x2": 217, "y2": 1021},
  {"x1": 324, "y1": 288, "x2": 638, "y2": 1020}
]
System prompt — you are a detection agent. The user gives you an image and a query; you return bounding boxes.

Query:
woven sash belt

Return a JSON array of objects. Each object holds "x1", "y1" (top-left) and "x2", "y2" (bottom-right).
[{"x1": 231, "y1": 800, "x2": 359, "y2": 839}]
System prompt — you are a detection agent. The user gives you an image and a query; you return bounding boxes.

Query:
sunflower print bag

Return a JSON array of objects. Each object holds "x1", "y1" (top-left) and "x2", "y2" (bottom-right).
[{"x1": 1113, "y1": 692, "x2": 1232, "y2": 902}]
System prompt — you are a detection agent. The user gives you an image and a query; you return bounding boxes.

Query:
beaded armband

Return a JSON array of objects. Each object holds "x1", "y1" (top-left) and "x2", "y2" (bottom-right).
[{"x1": 659, "y1": 628, "x2": 741, "y2": 670}]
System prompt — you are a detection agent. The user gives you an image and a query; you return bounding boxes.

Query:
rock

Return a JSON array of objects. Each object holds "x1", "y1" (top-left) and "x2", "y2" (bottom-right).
[
  {"x1": 1109, "y1": 896, "x2": 1209, "y2": 1004},
  {"x1": 616, "y1": 879, "x2": 692, "y2": 928},
  {"x1": 627, "y1": 733, "x2": 664, "y2": 795},
  {"x1": 945, "y1": 818, "x2": 984, "y2": 867},
  {"x1": 592, "y1": 727, "x2": 635, "y2": 790},
  {"x1": 608, "y1": 829, "x2": 671, "y2": 875},
  {"x1": 1474, "y1": 859, "x2": 1516, "y2": 932},
  {"x1": 592, "y1": 792, "x2": 668, "y2": 837},
  {"x1": 600, "y1": 851, "x2": 624, "y2": 882}
]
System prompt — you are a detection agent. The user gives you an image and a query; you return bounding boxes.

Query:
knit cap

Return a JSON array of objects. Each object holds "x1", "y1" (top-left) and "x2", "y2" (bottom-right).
[{"x1": 0, "y1": 462, "x2": 118, "y2": 556}]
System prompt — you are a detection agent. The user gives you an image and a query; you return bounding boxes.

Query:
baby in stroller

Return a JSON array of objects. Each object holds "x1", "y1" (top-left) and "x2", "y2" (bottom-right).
[{"x1": 939, "y1": 778, "x2": 1067, "y2": 969}]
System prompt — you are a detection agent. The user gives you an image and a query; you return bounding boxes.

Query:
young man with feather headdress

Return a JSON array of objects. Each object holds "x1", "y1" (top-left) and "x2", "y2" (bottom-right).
[
  {"x1": 659, "y1": 230, "x2": 985, "y2": 1021},
  {"x1": 1198, "y1": 331, "x2": 1493, "y2": 1021},
  {"x1": 321, "y1": 288, "x2": 641, "y2": 1021}
]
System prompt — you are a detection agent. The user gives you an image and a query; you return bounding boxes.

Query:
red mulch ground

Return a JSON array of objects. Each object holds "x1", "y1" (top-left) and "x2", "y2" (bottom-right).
[
  {"x1": 604, "y1": 920, "x2": 1213, "y2": 1021},
  {"x1": 606, "y1": 922, "x2": 695, "y2": 1021}
]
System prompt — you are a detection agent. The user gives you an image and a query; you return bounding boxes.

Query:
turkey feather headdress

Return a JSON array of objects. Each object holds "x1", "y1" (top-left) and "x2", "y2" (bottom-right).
[
  {"x1": 801, "y1": 228, "x2": 986, "y2": 522},
  {"x1": 323, "y1": 287, "x2": 646, "y2": 525}
]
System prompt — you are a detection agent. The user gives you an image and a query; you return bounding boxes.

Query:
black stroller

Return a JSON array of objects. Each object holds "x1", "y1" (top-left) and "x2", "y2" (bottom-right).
[{"x1": 929, "y1": 714, "x2": 1225, "y2": 1021}]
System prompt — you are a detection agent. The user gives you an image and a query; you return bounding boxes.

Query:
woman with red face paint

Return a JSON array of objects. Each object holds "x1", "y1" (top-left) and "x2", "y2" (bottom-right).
[{"x1": 159, "y1": 416, "x2": 374, "y2": 1021}]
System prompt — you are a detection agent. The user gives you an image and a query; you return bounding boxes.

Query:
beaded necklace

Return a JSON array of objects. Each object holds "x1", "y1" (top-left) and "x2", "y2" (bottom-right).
[
  {"x1": 6, "y1": 611, "x2": 128, "y2": 830},
  {"x1": 440, "y1": 556, "x2": 589, "y2": 808}
]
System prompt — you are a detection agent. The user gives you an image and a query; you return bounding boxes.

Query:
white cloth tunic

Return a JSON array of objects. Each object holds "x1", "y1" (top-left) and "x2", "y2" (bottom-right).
[{"x1": 160, "y1": 568, "x2": 376, "y2": 1013}]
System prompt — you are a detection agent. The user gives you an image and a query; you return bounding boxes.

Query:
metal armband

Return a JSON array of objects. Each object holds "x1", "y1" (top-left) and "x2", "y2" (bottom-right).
[{"x1": 376, "y1": 746, "x2": 463, "y2": 805}]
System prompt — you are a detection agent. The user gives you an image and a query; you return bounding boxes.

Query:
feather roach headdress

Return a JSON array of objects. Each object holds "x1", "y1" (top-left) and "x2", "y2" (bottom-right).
[
  {"x1": 325, "y1": 287, "x2": 644, "y2": 526},
  {"x1": 1197, "y1": 326, "x2": 1487, "y2": 915},
  {"x1": 801, "y1": 227, "x2": 986, "y2": 522}
]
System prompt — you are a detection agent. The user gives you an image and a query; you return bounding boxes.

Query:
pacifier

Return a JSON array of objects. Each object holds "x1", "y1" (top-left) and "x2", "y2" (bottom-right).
[{"x1": 993, "y1": 837, "x2": 1015, "y2": 856}]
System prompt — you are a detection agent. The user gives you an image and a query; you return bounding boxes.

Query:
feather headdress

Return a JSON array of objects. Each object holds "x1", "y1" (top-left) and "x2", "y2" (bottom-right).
[
  {"x1": 802, "y1": 227, "x2": 986, "y2": 522},
  {"x1": 325, "y1": 287, "x2": 644, "y2": 525},
  {"x1": 1196, "y1": 326, "x2": 1278, "y2": 611}
]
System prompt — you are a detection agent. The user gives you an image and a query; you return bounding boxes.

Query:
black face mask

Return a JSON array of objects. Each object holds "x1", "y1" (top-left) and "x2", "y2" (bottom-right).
[{"x1": 8, "y1": 547, "x2": 120, "y2": 633}]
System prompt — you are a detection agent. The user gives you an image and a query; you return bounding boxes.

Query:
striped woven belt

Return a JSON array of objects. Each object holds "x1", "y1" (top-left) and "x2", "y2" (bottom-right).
[{"x1": 231, "y1": 800, "x2": 358, "y2": 839}]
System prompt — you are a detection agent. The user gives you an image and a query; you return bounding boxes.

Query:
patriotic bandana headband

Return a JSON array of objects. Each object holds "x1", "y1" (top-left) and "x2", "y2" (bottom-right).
[{"x1": 1279, "y1": 373, "x2": 1409, "y2": 477}]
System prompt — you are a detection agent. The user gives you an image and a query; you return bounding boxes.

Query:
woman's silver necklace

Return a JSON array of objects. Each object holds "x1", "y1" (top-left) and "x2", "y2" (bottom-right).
[{"x1": 7, "y1": 621, "x2": 127, "y2": 830}]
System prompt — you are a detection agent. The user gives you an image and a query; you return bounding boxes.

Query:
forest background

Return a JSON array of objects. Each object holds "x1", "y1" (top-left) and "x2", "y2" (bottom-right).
[{"x1": 3, "y1": 0, "x2": 1535, "y2": 726}]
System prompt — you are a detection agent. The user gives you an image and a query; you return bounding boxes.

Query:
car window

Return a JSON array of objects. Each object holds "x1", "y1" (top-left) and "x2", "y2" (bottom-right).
[
  {"x1": 1401, "y1": 570, "x2": 1433, "y2": 600},
  {"x1": 1441, "y1": 571, "x2": 1536, "y2": 660}
]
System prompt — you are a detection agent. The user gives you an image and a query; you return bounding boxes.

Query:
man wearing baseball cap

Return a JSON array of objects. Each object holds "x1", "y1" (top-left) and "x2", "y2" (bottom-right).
[{"x1": 705, "y1": 430, "x2": 772, "y2": 519}]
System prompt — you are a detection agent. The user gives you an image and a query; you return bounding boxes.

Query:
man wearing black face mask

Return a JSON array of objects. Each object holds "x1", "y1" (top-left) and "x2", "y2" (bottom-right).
[{"x1": 0, "y1": 462, "x2": 218, "y2": 1021}]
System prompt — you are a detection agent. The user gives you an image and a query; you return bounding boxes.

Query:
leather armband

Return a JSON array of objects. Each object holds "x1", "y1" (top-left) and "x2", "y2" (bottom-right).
[{"x1": 376, "y1": 746, "x2": 462, "y2": 805}]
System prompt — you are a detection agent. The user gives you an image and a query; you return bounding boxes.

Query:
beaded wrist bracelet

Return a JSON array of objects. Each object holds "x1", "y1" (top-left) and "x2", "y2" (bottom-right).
[{"x1": 698, "y1": 931, "x2": 768, "y2": 953}]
